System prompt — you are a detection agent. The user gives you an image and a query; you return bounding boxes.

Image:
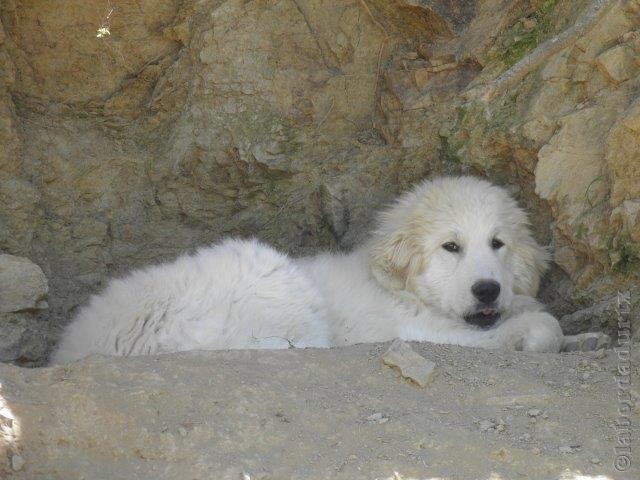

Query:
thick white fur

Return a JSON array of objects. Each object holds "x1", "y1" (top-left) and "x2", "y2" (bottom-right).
[{"x1": 51, "y1": 176, "x2": 565, "y2": 364}]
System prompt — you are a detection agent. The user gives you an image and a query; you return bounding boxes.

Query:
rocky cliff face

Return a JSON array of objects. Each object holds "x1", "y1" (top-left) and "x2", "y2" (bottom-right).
[{"x1": 0, "y1": 0, "x2": 638, "y2": 363}]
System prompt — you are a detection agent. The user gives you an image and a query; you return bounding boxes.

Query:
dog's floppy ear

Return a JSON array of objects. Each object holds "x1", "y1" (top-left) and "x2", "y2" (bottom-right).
[
  {"x1": 368, "y1": 213, "x2": 425, "y2": 293},
  {"x1": 511, "y1": 235, "x2": 549, "y2": 296}
]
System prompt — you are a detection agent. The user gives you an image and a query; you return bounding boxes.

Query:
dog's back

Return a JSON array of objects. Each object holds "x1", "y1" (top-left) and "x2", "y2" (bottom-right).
[{"x1": 50, "y1": 238, "x2": 331, "y2": 364}]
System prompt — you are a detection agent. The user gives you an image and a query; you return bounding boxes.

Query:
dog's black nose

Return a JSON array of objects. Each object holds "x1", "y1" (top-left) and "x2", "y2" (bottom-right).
[{"x1": 472, "y1": 280, "x2": 500, "y2": 304}]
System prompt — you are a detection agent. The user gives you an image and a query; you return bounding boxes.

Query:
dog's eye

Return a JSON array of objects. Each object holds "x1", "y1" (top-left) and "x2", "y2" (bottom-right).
[
  {"x1": 491, "y1": 238, "x2": 504, "y2": 250},
  {"x1": 442, "y1": 242, "x2": 460, "y2": 253}
]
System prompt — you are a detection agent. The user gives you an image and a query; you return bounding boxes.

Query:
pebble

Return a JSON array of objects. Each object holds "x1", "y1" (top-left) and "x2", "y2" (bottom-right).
[
  {"x1": 479, "y1": 420, "x2": 495, "y2": 431},
  {"x1": 589, "y1": 456, "x2": 602, "y2": 465},
  {"x1": 381, "y1": 339, "x2": 438, "y2": 387},
  {"x1": 526, "y1": 408, "x2": 542, "y2": 417},
  {"x1": 178, "y1": 426, "x2": 188, "y2": 437},
  {"x1": 11, "y1": 454, "x2": 25, "y2": 472},
  {"x1": 559, "y1": 445, "x2": 581, "y2": 454},
  {"x1": 532, "y1": 447, "x2": 541, "y2": 455},
  {"x1": 594, "y1": 349, "x2": 606, "y2": 359},
  {"x1": 366, "y1": 412, "x2": 389, "y2": 424}
]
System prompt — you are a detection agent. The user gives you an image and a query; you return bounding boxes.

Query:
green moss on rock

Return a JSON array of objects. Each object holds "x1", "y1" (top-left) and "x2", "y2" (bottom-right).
[{"x1": 488, "y1": 0, "x2": 563, "y2": 72}]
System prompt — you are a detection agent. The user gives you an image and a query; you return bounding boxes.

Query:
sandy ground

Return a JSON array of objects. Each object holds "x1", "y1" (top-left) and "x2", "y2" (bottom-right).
[{"x1": 1, "y1": 341, "x2": 639, "y2": 480}]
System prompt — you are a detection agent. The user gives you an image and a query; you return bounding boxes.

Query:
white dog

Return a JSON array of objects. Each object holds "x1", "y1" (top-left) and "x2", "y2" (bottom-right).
[{"x1": 52, "y1": 176, "x2": 578, "y2": 364}]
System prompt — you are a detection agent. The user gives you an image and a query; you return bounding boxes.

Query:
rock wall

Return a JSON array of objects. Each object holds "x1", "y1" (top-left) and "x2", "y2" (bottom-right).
[{"x1": 0, "y1": 0, "x2": 639, "y2": 363}]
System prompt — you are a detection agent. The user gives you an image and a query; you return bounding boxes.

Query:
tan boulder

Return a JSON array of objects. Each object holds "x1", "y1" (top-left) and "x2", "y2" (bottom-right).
[
  {"x1": 535, "y1": 106, "x2": 610, "y2": 209},
  {"x1": 606, "y1": 97, "x2": 640, "y2": 206},
  {"x1": 595, "y1": 44, "x2": 639, "y2": 84},
  {"x1": 0, "y1": 254, "x2": 48, "y2": 313}
]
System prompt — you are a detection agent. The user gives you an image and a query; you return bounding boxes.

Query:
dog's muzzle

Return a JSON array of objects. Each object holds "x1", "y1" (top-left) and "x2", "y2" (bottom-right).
[{"x1": 463, "y1": 307, "x2": 501, "y2": 329}]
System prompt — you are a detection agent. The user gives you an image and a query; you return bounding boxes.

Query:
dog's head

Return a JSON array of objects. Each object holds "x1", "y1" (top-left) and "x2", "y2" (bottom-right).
[{"x1": 368, "y1": 176, "x2": 548, "y2": 328}]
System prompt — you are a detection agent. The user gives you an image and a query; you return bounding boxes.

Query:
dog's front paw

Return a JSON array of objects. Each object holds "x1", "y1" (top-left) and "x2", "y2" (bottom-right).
[
  {"x1": 499, "y1": 312, "x2": 564, "y2": 353},
  {"x1": 561, "y1": 332, "x2": 611, "y2": 352}
]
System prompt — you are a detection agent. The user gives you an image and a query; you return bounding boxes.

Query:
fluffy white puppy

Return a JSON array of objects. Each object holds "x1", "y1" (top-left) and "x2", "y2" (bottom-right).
[{"x1": 51, "y1": 176, "x2": 567, "y2": 364}]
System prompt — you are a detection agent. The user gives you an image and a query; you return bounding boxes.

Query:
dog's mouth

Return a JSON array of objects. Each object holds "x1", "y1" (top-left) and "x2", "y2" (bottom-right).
[{"x1": 463, "y1": 308, "x2": 501, "y2": 329}]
